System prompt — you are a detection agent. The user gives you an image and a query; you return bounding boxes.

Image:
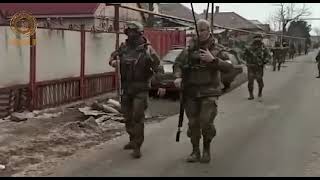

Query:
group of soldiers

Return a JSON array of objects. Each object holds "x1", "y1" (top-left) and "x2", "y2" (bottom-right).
[{"x1": 108, "y1": 19, "x2": 315, "y2": 163}]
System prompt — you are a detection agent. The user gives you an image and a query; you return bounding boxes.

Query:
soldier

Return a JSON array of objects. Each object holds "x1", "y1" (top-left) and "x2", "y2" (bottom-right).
[
  {"x1": 316, "y1": 49, "x2": 320, "y2": 78},
  {"x1": 271, "y1": 42, "x2": 282, "y2": 71},
  {"x1": 289, "y1": 43, "x2": 296, "y2": 60},
  {"x1": 173, "y1": 19, "x2": 233, "y2": 163},
  {"x1": 109, "y1": 21, "x2": 166, "y2": 159},
  {"x1": 243, "y1": 34, "x2": 271, "y2": 100},
  {"x1": 282, "y1": 42, "x2": 289, "y2": 63},
  {"x1": 304, "y1": 44, "x2": 309, "y2": 55},
  {"x1": 298, "y1": 43, "x2": 302, "y2": 55}
]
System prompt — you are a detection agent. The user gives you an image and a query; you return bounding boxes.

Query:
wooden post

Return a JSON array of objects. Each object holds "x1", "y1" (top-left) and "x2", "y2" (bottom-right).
[
  {"x1": 114, "y1": 4, "x2": 121, "y2": 101},
  {"x1": 211, "y1": 3, "x2": 214, "y2": 34},
  {"x1": 29, "y1": 33, "x2": 37, "y2": 110},
  {"x1": 80, "y1": 24, "x2": 86, "y2": 99}
]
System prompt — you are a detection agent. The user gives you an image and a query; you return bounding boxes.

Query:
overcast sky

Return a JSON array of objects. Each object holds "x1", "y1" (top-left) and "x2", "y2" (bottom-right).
[{"x1": 181, "y1": 3, "x2": 320, "y2": 35}]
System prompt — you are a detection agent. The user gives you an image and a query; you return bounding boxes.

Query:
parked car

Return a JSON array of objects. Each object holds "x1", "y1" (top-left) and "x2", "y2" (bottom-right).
[{"x1": 150, "y1": 46, "x2": 244, "y2": 96}]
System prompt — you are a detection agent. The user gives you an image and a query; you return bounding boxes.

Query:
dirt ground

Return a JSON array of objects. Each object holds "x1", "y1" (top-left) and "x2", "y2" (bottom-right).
[
  {"x1": 0, "y1": 71, "x2": 247, "y2": 177},
  {"x1": 0, "y1": 95, "x2": 180, "y2": 177}
]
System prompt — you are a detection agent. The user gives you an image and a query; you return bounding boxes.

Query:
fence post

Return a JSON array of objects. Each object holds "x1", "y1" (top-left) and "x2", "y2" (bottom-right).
[
  {"x1": 29, "y1": 32, "x2": 37, "y2": 110},
  {"x1": 114, "y1": 4, "x2": 121, "y2": 100},
  {"x1": 80, "y1": 24, "x2": 86, "y2": 99}
]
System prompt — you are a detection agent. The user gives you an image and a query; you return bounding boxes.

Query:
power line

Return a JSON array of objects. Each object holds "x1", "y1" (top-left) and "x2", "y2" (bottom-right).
[{"x1": 116, "y1": 4, "x2": 306, "y2": 40}]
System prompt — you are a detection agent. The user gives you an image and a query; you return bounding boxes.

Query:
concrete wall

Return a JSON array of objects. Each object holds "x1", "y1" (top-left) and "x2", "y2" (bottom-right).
[
  {"x1": 0, "y1": 27, "x2": 30, "y2": 88},
  {"x1": 36, "y1": 29, "x2": 81, "y2": 81},
  {"x1": 85, "y1": 32, "x2": 116, "y2": 75},
  {"x1": 37, "y1": 18, "x2": 95, "y2": 31},
  {"x1": 0, "y1": 25, "x2": 124, "y2": 87}
]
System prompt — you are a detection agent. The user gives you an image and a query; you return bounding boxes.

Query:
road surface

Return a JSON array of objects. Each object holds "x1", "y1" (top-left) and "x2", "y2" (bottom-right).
[{"x1": 44, "y1": 50, "x2": 320, "y2": 177}]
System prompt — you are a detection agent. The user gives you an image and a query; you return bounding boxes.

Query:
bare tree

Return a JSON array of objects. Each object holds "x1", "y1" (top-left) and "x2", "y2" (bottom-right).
[
  {"x1": 265, "y1": 13, "x2": 280, "y2": 32},
  {"x1": 273, "y1": 3, "x2": 311, "y2": 33}
]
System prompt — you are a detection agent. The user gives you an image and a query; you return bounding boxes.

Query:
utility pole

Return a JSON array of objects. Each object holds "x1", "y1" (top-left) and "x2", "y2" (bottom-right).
[{"x1": 147, "y1": 3, "x2": 154, "y2": 27}]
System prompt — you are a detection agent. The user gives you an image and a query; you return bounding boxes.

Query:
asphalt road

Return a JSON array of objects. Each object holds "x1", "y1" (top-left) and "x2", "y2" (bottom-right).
[{"x1": 46, "y1": 50, "x2": 320, "y2": 177}]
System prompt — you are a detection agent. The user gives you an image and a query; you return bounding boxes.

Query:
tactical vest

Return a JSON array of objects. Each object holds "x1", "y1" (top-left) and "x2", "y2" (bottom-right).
[
  {"x1": 119, "y1": 43, "x2": 153, "y2": 94},
  {"x1": 185, "y1": 49, "x2": 214, "y2": 86}
]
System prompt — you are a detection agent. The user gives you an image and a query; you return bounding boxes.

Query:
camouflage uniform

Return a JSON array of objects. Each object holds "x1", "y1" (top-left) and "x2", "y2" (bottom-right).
[
  {"x1": 316, "y1": 50, "x2": 320, "y2": 78},
  {"x1": 271, "y1": 42, "x2": 283, "y2": 71},
  {"x1": 281, "y1": 42, "x2": 289, "y2": 63},
  {"x1": 298, "y1": 43, "x2": 302, "y2": 55},
  {"x1": 289, "y1": 43, "x2": 296, "y2": 60},
  {"x1": 109, "y1": 21, "x2": 160, "y2": 158},
  {"x1": 173, "y1": 23, "x2": 233, "y2": 163},
  {"x1": 243, "y1": 35, "x2": 271, "y2": 100}
]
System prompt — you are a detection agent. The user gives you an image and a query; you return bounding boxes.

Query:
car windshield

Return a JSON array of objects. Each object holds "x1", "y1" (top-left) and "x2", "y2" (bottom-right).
[{"x1": 162, "y1": 49, "x2": 183, "y2": 63}]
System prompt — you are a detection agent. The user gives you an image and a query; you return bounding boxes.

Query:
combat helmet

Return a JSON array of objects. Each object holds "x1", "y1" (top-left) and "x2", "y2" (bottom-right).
[{"x1": 124, "y1": 21, "x2": 144, "y2": 35}]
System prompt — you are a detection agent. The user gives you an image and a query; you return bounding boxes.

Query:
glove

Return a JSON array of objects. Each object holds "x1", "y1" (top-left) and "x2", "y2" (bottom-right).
[
  {"x1": 110, "y1": 60, "x2": 120, "y2": 68},
  {"x1": 174, "y1": 78, "x2": 182, "y2": 89},
  {"x1": 157, "y1": 88, "x2": 166, "y2": 97}
]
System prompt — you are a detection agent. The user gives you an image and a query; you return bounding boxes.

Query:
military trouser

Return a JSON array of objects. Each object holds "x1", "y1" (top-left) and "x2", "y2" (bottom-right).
[
  {"x1": 185, "y1": 96, "x2": 218, "y2": 147},
  {"x1": 317, "y1": 62, "x2": 320, "y2": 76},
  {"x1": 121, "y1": 91, "x2": 148, "y2": 148},
  {"x1": 289, "y1": 51, "x2": 295, "y2": 59},
  {"x1": 272, "y1": 57, "x2": 282, "y2": 71},
  {"x1": 247, "y1": 65, "x2": 264, "y2": 96}
]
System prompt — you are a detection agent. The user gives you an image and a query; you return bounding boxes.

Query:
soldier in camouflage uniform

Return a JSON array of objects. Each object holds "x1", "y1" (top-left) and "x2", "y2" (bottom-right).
[
  {"x1": 316, "y1": 49, "x2": 320, "y2": 78},
  {"x1": 289, "y1": 43, "x2": 296, "y2": 60},
  {"x1": 298, "y1": 43, "x2": 302, "y2": 55},
  {"x1": 109, "y1": 21, "x2": 165, "y2": 159},
  {"x1": 243, "y1": 34, "x2": 271, "y2": 100},
  {"x1": 271, "y1": 42, "x2": 282, "y2": 71},
  {"x1": 281, "y1": 42, "x2": 289, "y2": 64},
  {"x1": 173, "y1": 19, "x2": 233, "y2": 163}
]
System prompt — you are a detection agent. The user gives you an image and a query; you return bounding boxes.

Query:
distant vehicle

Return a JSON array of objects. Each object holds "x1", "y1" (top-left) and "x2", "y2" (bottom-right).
[{"x1": 150, "y1": 46, "x2": 244, "y2": 96}]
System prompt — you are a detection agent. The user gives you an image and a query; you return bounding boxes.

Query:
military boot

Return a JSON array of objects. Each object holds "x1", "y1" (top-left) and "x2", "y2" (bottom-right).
[
  {"x1": 186, "y1": 147, "x2": 200, "y2": 163},
  {"x1": 123, "y1": 137, "x2": 135, "y2": 150},
  {"x1": 131, "y1": 148, "x2": 142, "y2": 159},
  {"x1": 123, "y1": 142, "x2": 135, "y2": 150},
  {"x1": 258, "y1": 88, "x2": 263, "y2": 98},
  {"x1": 248, "y1": 92, "x2": 254, "y2": 100},
  {"x1": 200, "y1": 140, "x2": 211, "y2": 163},
  {"x1": 131, "y1": 142, "x2": 142, "y2": 159},
  {"x1": 186, "y1": 138, "x2": 200, "y2": 163}
]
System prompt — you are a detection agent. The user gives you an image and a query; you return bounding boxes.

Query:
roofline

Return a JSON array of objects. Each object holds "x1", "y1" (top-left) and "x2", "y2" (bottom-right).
[
  {"x1": 7, "y1": 14, "x2": 95, "y2": 19},
  {"x1": 200, "y1": 11, "x2": 265, "y2": 31},
  {"x1": 92, "y1": 3, "x2": 101, "y2": 14},
  {"x1": 230, "y1": 12, "x2": 264, "y2": 31}
]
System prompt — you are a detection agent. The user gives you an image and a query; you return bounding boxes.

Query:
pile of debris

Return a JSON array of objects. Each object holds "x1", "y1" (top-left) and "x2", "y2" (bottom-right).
[
  {"x1": 0, "y1": 108, "x2": 64, "y2": 122},
  {"x1": 78, "y1": 99, "x2": 125, "y2": 130}
]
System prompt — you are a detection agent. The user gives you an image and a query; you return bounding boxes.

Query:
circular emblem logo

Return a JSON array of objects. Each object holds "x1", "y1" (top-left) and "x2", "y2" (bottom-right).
[{"x1": 10, "y1": 11, "x2": 37, "y2": 36}]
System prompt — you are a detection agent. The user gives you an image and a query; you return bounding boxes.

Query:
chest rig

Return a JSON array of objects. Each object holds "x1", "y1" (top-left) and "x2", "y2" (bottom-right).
[
  {"x1": 118, "y1": 41, "x2": 153, "y2": 93},
  {"x1": 185, "y1": 40, "x2": 216, "y2": 86}
]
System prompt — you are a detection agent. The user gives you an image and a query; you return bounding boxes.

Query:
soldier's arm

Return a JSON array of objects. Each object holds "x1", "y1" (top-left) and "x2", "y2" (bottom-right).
[
  {"x1": 147, "y1": 46, "x2": 161, "y2": 72},
  {"x1": 316, "y1": 50, "x2": 320, "y2": 62},
  {"x1": 214, "y1": 58, "x2": 233, "y2": 73},
  {"x1": 108, "y1": 50, "x2": 118, "y2": 67},
  {"x1": 173, "y1": 49, "x2": 188, "y2": 78},
  {"x1": 108, "y1": 43, "x2": 124, "y2": 67},
  {"x1": 263, "y1": 48, "x2": 272, "y2": 64},
  {"x1": 206, "y1": 50, "x2": 233, "y2": 73}
]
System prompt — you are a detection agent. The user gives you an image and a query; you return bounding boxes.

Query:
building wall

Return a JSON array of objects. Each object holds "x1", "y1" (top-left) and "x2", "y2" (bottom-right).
[
  {"x1": 85, "y1": 32, "x2": 116, "y2": 75},
  {"x1": 0, "y1": 26, "x2": 30, "y2": 88},
  {"x1": 36, "y1": 29, "x2": 81, "y2": 81}
]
